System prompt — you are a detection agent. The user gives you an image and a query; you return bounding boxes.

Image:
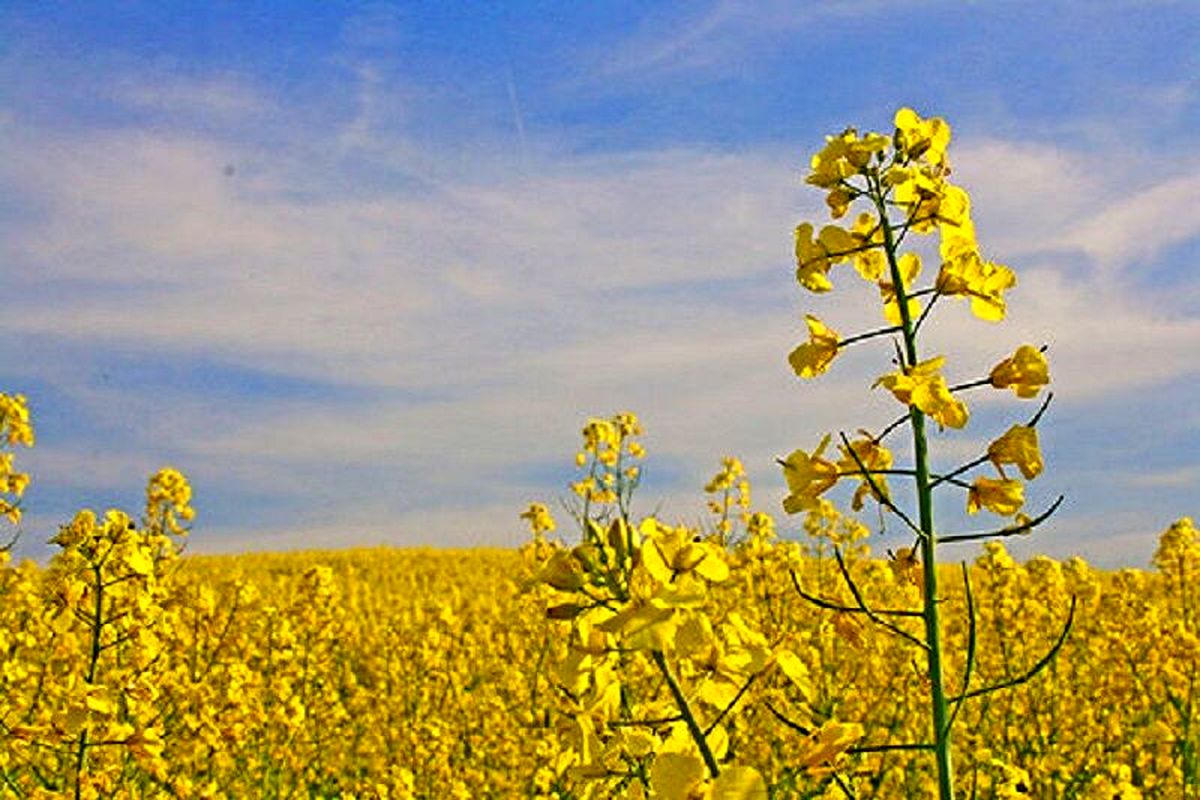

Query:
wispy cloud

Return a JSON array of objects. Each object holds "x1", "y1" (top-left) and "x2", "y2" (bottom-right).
[
  {"x1": 1057, "y1": 170, "x2": 1200, "y2": 271},
  {"x1": 4, "y1": 107, "x2": 1198, "y2": 560},
  {"x1": 589, "y1": 0, "x2": 932, "y2": 79},
  {"x1": 2, "y1": 5, "x2": 1198, "y2": 566},
  {"x1": 114, "y1": 75, "x2": 268, "y2": 119}
]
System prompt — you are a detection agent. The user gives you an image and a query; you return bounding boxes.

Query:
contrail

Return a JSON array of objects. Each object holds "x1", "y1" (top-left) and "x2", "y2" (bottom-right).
[{"x1": 504, "y1": 63, "x2": 528, "y2": 162}]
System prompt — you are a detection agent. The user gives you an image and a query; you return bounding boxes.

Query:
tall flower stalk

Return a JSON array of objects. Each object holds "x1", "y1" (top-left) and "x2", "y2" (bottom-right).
[{"x1": 783, "y1": 108, "x2": 1070, "y2": 799}]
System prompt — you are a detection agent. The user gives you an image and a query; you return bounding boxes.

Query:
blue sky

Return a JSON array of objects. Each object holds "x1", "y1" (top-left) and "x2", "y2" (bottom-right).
[{"x1": 1, "y1": 1, "x2": 1198, "y2": 566}]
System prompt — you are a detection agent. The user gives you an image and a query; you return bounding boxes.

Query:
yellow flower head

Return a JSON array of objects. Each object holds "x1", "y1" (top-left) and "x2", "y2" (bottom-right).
[
  {"x1": 807, "y1": 128, "x2": 890, "y2": 189},
  {"x1": 519, "y1": 502, "x2": 556, "y2": 535},
  {"x1": 967, "y1": 476, "x2": 1025, "y2": 516},
  {"x1": 849, "y1": 212, "x2": 886, "y2": 281},
  {"x1": 888, "y1": 165, "x2": 946, "y2": 233},
  {"x1": 780, "y1": 435, "x2": 840, "y2": 514},
  {"x1": 989, "y1": 344, "x2": 1050, "y2": 398},
  {"x1": 894, "y1": 107, "x2": 951, "y2": 168},
  {"x1": 987, "y1": 424, "x2": 1044, "y2": 480},
  {"x1": 788, "y1": 315, "x2": 840, "y2": 379},
  {"x1": 794, "y1": 223, "x2": 854, "y2": 293},
  {"x1": 879, "y1": 251, "x2": 922, "y2": 325},
  {"x1": 837, "y1": 433, "x2": 893, "y2": 511},
  {"x1": 581, "y1": 418, "x2": 619, "y2": 453},
  {"x1": 704, "y1": 456, "x2": 746, "y2": 493},
  {"x1": 0, "y1": 393, "x2": 34, "y2": 448},
  {"x1": 874, "y1": 356, "x2": 969, "y2": 429},
  {"x1": 935, "y1": 247, "x2": 1017, "y2": 321},
  {"x1": 145, "y1": 467, "x2": 195, "y2": 537}
]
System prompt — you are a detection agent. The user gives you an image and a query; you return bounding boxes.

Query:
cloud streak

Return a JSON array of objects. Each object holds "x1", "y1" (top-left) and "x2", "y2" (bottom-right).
[{"x1": 1, "y1": 8, "x2": 1197, "y2": 568}]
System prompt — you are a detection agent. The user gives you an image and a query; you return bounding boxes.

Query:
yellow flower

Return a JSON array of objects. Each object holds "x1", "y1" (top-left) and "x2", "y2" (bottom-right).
[
  {"x1": 788, "y1": 315, "x2": 840, "y2": 378},
  {"x1": 935, "y1": 249, "x2": 1016, "y2": 321},
  {"x1": 889, "y1": 165, "x2": 945, "y2": 233},
  {"x1": 894, "y1": 107, "x2": 951, "y2": 167},
  {"x1": 990, "y1": 344, "x2": 1050, "y2": 398},
  {"x1": 937, "y1": 183, "x2": 972, "y2": 233},
  {"x1": 794, "y1": 223, "x2": 855, "y2": 293},
  {"x1": 793, "y1": 719, "x2": 865, "y2": 772},
  {"x1": 581, "y1": 417, "x2": 619, "y2": 452},
  {"x1": 836, "y1": 433, "x2": 893, "y2": 510},
  {"x1": 145, "y1": 467, "x2": 195, "y2": 536},
  {"x1": 825, "y1": 186, "x2": 853, "y2": 218},
  {"x1": 987, "y1": 424, "x2": 1044, "y2": 480},
  {"x1": 807, "y1": 128, "x2": 890, "y2": 189},
  {"x1": 780, "y1": 435, "x2": 840, "y2": 514},
  {"x1": 638, "y1": 518, "x2": 730, "y2": 588},
  {"x1": 0, "y1": 393, "x2": 34, "y2": 448},
  {"x1": 874, "y1": 356, "x2": 968, "y2": 429},
  {"x1": 879, "y1": 251, "x2": 922, "y2": 325},
  {"x1": 519, "y1": 502, "x2": 556, "y2": 535},
  {"x1": 613, "y1": 411, "x2": 643, "y2": 437},
  {"x1": 850, "y1": 212, "x2": 886, "y2": 281},
  {"x1": 967, "y1": 476, "x2": 1025, "y2": 516}
]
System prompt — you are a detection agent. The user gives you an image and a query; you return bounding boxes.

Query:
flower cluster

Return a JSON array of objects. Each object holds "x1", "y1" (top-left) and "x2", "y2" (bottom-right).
[
  {"x1": 782, "y1": 108, "x2": 1069, "y2": 799},
  {"x1": 0, "y1": 393, "x2": 34, "y2": 525}
]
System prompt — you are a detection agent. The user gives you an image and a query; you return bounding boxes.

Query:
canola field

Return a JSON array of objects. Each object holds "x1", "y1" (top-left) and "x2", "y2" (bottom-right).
[
  {"x1": 0, "y1": 108, "x2": 1196, "y2": 798},
  {"x1": 0, "y1": 461, "x2": 1195, "y2": 798}
]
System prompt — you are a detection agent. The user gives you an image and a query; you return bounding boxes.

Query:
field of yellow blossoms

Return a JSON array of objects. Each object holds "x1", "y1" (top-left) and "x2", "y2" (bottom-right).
[
  {"x1": 0, "y1": 108, "x2": 1196, "y2": 798},
  {"x1": 0, "y1": 411, "x2": 1195, "y2": 798}
]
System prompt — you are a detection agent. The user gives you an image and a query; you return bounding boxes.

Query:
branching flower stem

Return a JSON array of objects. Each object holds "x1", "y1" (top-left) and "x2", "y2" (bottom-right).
[
  {"x1": 837, "y1": 324, "x2": 903, "y2": 349},
  {"x1": 651, "y1": 650, "x2": 720, "y2": 779},
  {"x1": 874, "y1": 183, "x2": 956, "y2": 800}
]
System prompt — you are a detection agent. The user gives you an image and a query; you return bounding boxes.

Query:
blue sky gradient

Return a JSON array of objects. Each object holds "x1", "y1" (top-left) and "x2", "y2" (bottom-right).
[{"x1": 2, "y1": 1, "x2": 1198, "y2": 565}]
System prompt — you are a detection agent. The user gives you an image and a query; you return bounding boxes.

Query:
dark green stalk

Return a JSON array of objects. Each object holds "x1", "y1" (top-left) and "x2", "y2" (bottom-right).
[
  {"x1": 874, "y1": 185, "x2": 956, "y2": 800},
  {"x1": 75, "y1": 564, "x2": 105, "y2": 800},
  {"x1": 652, "y1": 650, "x2": 720, "y2": 778}
]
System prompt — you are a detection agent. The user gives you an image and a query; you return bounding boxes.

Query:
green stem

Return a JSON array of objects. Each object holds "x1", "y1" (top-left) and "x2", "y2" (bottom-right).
[
  {"x1": 652, "y1": 650, "x2": 720, "y2": 778},
  {"x1": 75, "y1": 564, "x2": 105, "y2": 800},
  {"x1": 875, "y1": 187, "x2": 955, "y2": 800}
]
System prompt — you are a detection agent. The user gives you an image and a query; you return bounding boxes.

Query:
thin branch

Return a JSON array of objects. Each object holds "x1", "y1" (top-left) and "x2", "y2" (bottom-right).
[
  {"x1": 937, "y1": 495, "x2": 1064, "y2": 544},
  {"x1": 1028, "y1": 391, "x2": 1053, "y2": 427},
  {"x1": 765, "y1": 701, "x2": 810, "y2": 735},
  {"x1": 790, "y1": 568, "x2": 923, "y2": 618},
  {"x1": 948, "y1": 595, "x2": 1076, "y2": 703},
  {"x1": 652, "y1": 650, "x2": 720, "y2": 778},
  {"x1": 796, "y1": 240, "x2": 888, "y2": 271},
  {"x1": 608, "y1": 715, "x2": 684, "y2": 728},
  {"x1": 912, "y1": 289, "x2": 942, "y2": 337},
  {"x1": 873, "y1": 414, "x2": 910, "y2": 444},
  {"x1": 849, "y1": 742, "x2": 936, "y2": 754},
  {"x1": 929, "y1": 455, "x2": 990, "y2": 489},
  {"x1": 947, "y1": 377, "x2": 992, "y2": 393},
  {"x1": 831, "y1": 548, "x2": 928, "y2": 651},
  {"x1": 831, "y1": 770, "x2": 857, "y2": 799},
  {"x1": 931, "y1": 393, "x2": 1055, "y2": 491},
  {"x1": 846, "y1": 468, "x2": 971, "y2": 490},
  {"x1": 945, "y1": 563, "x2": 977, "y2": 735},
  {"x1": 837, "y1": 324, "x2": 904, "y2": 349},
  {"x1": 838, "y1": 431, "x2": 922, "y2": 536},
  {"x1": 703, "y1": 672, "x2": 758, "y2": 737}
]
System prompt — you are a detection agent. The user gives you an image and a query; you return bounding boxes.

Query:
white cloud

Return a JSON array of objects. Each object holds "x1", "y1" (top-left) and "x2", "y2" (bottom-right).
[
  {"x1": 115, "y1": 75, "x2": 268, "y2": 119},
  {"x1": 1126, "y1": 465, "x2": 1200, "y2": 490},
  {"x1": 2, "y1": 86, "x2": 1198, "y2": 563},
  {"x1": 590, "y1": 0, "x2": 935, "y2": 79},
  {"x1": 1057, "y1": 169, "x2": 1200, "y2": 271}
]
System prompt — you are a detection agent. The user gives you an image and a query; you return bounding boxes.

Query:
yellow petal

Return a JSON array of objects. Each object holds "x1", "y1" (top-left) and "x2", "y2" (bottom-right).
[{"x1": 711, "y1": 766, "x2": 768, "y2": 800}]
